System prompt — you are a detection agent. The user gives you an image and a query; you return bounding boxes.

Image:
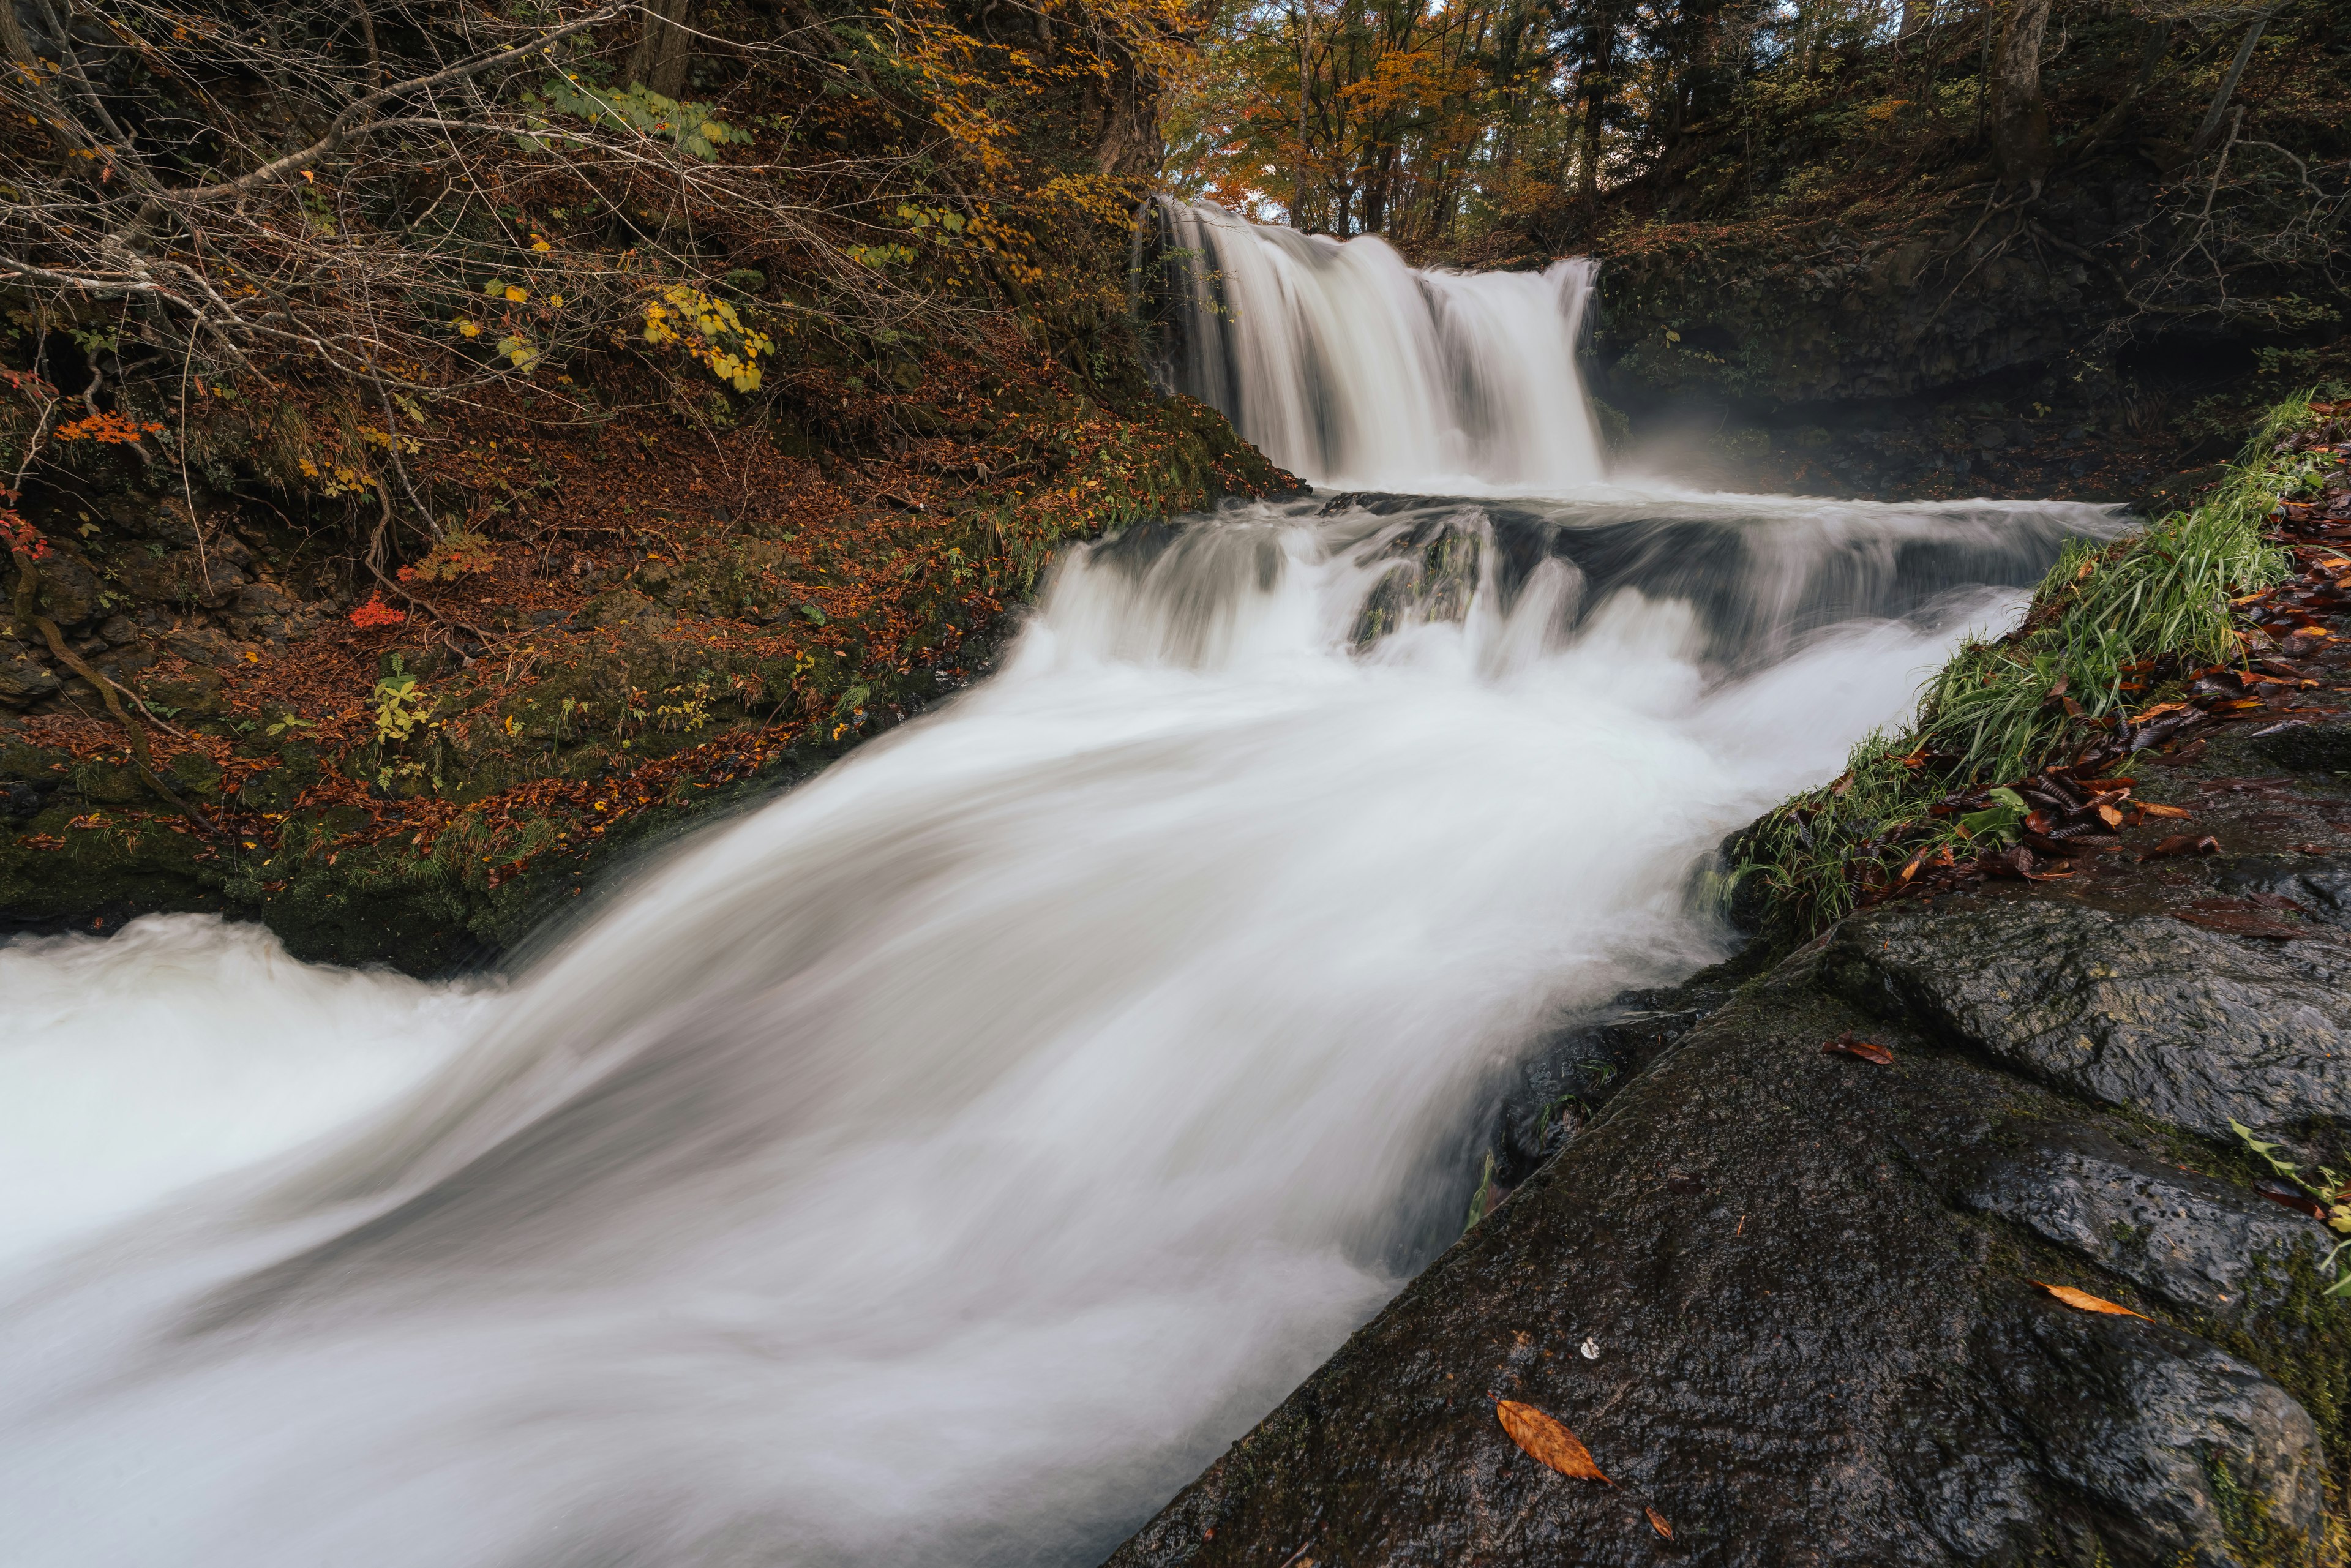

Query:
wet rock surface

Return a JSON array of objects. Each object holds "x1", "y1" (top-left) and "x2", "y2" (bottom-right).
[
  {"x1": 1106, "y1": 726, "x2": 2351, "y2": 1568},
  {"x1": 2257, "y1": 721, "x2": 2351, "y2": 778},
  {"x1": 1944, "y1": 1122, "x2": 2329, "y2": 1316},
  {"x1": 1826, "y1": 901, "x2": 2351, "y2": 1159}
]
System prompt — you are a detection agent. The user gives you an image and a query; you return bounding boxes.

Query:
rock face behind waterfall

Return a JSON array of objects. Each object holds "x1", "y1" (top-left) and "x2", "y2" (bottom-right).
[{"x1": 1106, "y1": 739, "x2": 2351, "y2": 1566}]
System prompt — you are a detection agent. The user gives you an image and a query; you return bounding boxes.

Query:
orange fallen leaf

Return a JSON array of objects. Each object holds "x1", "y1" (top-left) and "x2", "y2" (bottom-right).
[
  {"x1": 1646, "y1": 1506, "x2": 1673, "y2": 1540},
  {"x1": 2139, "y1": 802, "x2": 2193, "y2": 819},
  {"x1": 1496, "y1": 1400, "x2": 1611, "y2": 1484},
  {"x1": 2032, "y1": 1280, "x2": 2144, "y2": 1319},
  {"x1": 1823, "y1": 1032, "x2": 1894, "y2": 1065}
]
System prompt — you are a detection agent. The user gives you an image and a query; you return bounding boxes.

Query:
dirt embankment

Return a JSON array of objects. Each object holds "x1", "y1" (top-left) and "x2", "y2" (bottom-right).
[{"x1": 1, "y1": 345, "x2": 1297, "y2": 973}]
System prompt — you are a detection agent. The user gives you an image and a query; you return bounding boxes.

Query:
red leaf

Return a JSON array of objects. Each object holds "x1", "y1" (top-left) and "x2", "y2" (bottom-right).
[{"x1": 1823, "y1": 1032, "x2": 1894, "y2": 1065}]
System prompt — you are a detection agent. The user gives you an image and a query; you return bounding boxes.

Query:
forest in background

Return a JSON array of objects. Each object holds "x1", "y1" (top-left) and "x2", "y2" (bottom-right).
[{"x1": 1164, "y1": 0, "x2": 2350, "y2": 375}]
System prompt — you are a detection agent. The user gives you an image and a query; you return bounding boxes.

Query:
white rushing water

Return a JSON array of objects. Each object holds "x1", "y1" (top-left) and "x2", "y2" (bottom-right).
[
  {"x1": 0, "y1": 211, "x2": 2126, "y2": 1568},
  {"x1": 1140, "y1": 198, "x2": 1605, "y2": 490}
]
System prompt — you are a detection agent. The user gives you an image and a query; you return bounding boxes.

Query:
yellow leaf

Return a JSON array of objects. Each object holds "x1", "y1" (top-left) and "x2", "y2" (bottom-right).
[
  {"x1": 504, "y1": 285, "x2": 528, "y2": 303},
  {"x1": 2032, "y1": 1280, "x2": 2143, "y2": 1319},
  {"x1": 531, "y1": 239, "x2": 552, "y2": 252},
  {"x1": 1496, "y1": 1400, "x2": 1610, "y2": 1484}
]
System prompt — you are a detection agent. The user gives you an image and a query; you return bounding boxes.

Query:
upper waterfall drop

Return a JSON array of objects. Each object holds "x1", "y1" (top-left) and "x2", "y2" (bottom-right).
[{"x1": 1136, "y1": 198, "x2": 1607, "y2": 493}]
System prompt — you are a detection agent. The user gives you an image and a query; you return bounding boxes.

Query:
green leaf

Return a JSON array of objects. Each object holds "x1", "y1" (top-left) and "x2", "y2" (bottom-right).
[{"x1": 1959, "y1": 787, "x2": 2030, "y2": 845}]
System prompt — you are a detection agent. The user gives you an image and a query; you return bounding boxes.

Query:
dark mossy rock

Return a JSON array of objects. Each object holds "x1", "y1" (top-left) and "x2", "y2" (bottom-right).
[
  {"x1": 2256, "y1": 721, "x2": 2351, "y2": 777},
  {"x1": 2215, "y1": 858, "x2": 2351, "y2": 929},
  {"x1": 0, "y1": 645, "x2": 62, "y2": 705},
  {"x1": 1949, "y1": 1122, "x2": 2331, "y2": 1316},
  {"x1": 1824, "y1": 902, "x2": 2351, "y2": 1161},
  {"x1": 1106, "y1": 906, "x2": 2347, "y2": 1568}
]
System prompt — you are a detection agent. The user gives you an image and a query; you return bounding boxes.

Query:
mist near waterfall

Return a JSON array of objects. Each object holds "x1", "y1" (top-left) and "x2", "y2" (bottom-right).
[{"x1": 0, "y1": 208, "x2": 2127, "y2": 1568}]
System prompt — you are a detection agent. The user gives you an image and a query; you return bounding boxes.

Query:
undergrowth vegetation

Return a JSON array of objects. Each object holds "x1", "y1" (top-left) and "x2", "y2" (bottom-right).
[{"x1": 1738, "y1": 394, "x2": 2325, "y2": 929}]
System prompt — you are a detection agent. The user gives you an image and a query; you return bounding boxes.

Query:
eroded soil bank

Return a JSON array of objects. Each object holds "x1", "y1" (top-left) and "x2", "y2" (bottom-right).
[{"x1": 1, "y1": 368, "x2": 1294, "y2": 973}]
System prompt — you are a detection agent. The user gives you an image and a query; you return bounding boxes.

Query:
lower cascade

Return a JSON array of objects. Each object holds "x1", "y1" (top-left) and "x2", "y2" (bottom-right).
[{"x1": 0, "y1": 214, "x2": 2125, "y2": 1568}]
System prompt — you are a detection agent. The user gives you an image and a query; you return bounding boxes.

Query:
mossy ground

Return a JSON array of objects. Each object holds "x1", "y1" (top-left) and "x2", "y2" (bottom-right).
[{"x1": 2, "y1": 343, "x2": 1296, "y2": 972}]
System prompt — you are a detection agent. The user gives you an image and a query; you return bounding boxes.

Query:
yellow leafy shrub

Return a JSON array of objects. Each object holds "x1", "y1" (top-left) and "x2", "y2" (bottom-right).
[{"x1": 641, "y1": 285, "x2": 773, "y2": 392}]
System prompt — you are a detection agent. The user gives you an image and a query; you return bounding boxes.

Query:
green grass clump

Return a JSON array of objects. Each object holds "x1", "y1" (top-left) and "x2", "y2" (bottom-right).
[{"x1": 1738, "y1": 394, "x2": 2325, "y2": 931}]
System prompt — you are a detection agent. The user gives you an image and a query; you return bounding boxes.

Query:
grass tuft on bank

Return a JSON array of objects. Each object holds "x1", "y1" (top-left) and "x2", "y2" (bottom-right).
[{"x1": 1738, "y1": 395, "x2": 2326, "y2": 931}]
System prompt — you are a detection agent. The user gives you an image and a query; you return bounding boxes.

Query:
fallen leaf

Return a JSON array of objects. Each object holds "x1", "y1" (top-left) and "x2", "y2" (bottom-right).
[
  {"x1": 1496, "y1": 1401, "x2": 1611, "y2": 1484},
  {"x1": 2258, "y1": 1181, "x2": 2328, "y2": 1220},
  {"x1": 1823, "y1": 1032, "x2": 1894, "y2": 1065},
  {"x1": 2032, "y1": 1281, "x2": 2145, "y2": 1319},
  {"x1": 1646, "y1": 1506, "x2": 1673, "y2": 1540},
  {"x1": 2173, "y1": 908, "x2": 2306, "y2": 939},
  {"x1": 2139, "y1": 801, "x2": 2194, "y2": 819},
  {"x1": 2095, "y1": 803, "x2": 2124, "y2": 827},
  {"x1": 2142, "y1": 833, "x2": 2221, "y2": 860}
]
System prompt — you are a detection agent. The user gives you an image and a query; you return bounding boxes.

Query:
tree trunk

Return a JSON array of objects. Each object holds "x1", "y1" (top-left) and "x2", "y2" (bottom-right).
[
  {"x1": 1091, "y1": 56, "x2": 1165, "y2": 178},
  {"x1": 1897, "y1": 0, "x2": 1933, "y2": 43},
  {"x1": 1575, "y1": 23, "x2": 1615, "y2": 200},
  {"x1": 631, "y1": 0, "x2": 698, "y2": 99},
  {"x1": 0, "y1": 0, "x2": 32, "y2": 70},
  {"x1": 2189, "y1": 4, "x2": 2278, "y2": 157},
  {"x1": 1986, "y1": 0, "x2": 2053, "y2": 186}
]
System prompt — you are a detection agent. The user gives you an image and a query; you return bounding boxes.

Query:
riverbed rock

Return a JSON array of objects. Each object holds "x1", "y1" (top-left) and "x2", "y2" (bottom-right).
[
  {"x1": 1945, "y1": 1122, "x2": 2331, "y2": 1315},
  {"x1": 2257, "y1": 720, "x2": 2351, "y2": 776},
  {"x1": 1985, "y1": 1300, "x2": 2327, "y2": 1565},
  {"x1": 2214, "y1": 857, "x2": 2351, "y2": 929},
  {"x1": 1824, "y1": 901, "x2": 2351, "y2": 1160},
  {"x1": 1106, "y1": 904, "x2": 2346, "y2": 1567}
]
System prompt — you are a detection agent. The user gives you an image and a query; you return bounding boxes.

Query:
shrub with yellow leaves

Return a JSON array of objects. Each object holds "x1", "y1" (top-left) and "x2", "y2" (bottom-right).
[{"x1": 641, "y1": 285, "x2": 773, "y2": 393}]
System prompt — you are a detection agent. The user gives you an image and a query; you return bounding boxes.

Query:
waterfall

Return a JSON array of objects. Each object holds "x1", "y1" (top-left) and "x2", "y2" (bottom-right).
[
  {"x1": 0, "y1": 209, "x2": 2129, "y2": 1568},
  {"x1": 1137, "y1": 198, "x2": 1606, "y2": 492}
]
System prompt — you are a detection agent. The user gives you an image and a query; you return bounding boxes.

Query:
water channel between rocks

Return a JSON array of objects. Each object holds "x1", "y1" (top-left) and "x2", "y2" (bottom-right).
[{"x1": 0, "y1": 205, "x2": 2126, "y2": 1567}]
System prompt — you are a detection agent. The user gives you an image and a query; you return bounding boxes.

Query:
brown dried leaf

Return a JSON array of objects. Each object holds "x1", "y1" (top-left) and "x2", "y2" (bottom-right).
[
  {"x1": 1823, "y1": 1032, "x2": 1894, "y2": 1065},
  {"x1": 1496, "y1": 1400, "x2": 1611, "y2": 1485},
  {"x1": 2139, "y1": 802, "x2": 2194, "y2": 819},
  {"x1": 1646, "y1": 1507, "x2": 1673, "y2": 1540},
  {"x1": 2032, "y1": 1280, "x2": 2145, "y2": 1319},
  {"x1": 2142, "y1": 833, "x2": 2221, "y2": 860},
  {"x1": 2259, "y1": 1182, "x2": 2328, "y2": 1221},
  {"x1": 2096, "y1": 803, "x2": 2124, "y2": 828}
]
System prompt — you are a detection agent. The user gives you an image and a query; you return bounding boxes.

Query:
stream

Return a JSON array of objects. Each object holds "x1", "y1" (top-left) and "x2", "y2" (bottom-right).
[{"x1": 0, "y1": 205, "x2": 2124, "y2": 1567}]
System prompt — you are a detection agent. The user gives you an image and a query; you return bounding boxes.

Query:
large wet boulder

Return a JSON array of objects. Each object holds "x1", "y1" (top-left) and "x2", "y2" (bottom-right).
[
  {"x1": 1824, "y1": 902, "x2": 2351, "y2": 1161},
  {"x1": 1948, "y1": 1123, "x2": 2331, "y2": 1316},
  {"x1": 2255, "y1": 721, "x2": 2351, "y2": 776},
  {"x1": 1105, "y1": 903, "x2": 2345, "y2": 1568}
]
